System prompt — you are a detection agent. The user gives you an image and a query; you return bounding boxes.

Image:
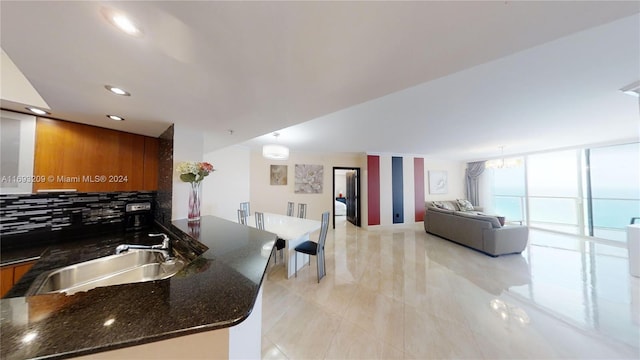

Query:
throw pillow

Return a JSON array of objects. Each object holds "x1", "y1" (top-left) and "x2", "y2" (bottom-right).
[
  {"x1": 457, "y1": 199, "x2": 475, "y2": 212},
  {"x1": 440, "y1": 202, "x2": 458, "y2": 211},
  {"x1": 432, "y1": 201, "x2": 445, "y2": 209}
]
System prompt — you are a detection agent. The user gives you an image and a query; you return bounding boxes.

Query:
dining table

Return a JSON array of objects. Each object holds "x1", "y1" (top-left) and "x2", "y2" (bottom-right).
[{"x1": 246, "y1": 212, "x2": 322, "y2": 278}]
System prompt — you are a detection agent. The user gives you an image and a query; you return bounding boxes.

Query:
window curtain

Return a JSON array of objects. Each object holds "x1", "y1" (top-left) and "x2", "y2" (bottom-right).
[{"x1": 465, "y1": 161, "x2": 485, "y2": 206}]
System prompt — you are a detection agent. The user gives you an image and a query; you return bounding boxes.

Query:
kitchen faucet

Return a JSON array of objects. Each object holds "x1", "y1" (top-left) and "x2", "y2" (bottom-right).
[{"x1": 115, "y1": 233, "x2": 174, "y2": 260}]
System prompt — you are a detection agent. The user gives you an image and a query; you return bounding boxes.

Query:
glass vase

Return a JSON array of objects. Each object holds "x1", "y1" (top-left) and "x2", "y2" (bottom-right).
[{"x1": 188, "y1": 181, "x2": 202, "y2": 222}]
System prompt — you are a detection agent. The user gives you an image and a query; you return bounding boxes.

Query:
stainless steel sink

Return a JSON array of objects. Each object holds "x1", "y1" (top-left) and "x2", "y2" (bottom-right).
[{"x1": 27, "y1": 250, "x2": 185, "y2": 296}]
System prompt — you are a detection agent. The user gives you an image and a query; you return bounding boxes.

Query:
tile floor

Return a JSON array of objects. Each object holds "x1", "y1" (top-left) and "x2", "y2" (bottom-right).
[{"x1": 261, "y1": 219, "x2": 639, "y2": 359}]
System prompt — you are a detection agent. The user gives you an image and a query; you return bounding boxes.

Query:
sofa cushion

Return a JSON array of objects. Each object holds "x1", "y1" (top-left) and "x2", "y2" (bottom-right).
[
  {"x1": 433, "y1": 201, "x2": 458, "y2": 211},
  {"x1": 455, "y1": 211, "x2": 502, "y2": 228},
  {"x1": 430, "y1": 206, "x2": 455, "y2": 215},
  {"x1": 456, "y1": 199, "x2": 475, "y2": 211},
  {"x1": 454, "y1": 210, "x2": 481, "y2": 216}
]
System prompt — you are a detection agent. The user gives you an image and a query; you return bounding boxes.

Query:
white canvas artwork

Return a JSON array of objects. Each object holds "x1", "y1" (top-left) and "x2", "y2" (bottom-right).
[
  {"x1": 294, "y1": 164, "x2": 323, "y2": 194},
  {"x1": 428, "y1": 171, "x2": 448, "y2": 194}
]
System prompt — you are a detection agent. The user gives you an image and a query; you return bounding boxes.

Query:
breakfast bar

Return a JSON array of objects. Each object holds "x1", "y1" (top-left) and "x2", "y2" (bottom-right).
[{"x1": 0, "y1": 216, "x2": 276, "y2": 359}]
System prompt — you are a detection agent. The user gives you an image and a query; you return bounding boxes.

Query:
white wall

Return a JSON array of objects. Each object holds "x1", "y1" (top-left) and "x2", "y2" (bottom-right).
[
  {"x1": 171, "y1": 125, "x2": 465, "y2": 227},
  {"x1": 1, "y1": 49, "x2": 49, "y2": 109},
  {"x1": 202, "y1": 145, "x2": 251, "y2": 222},
  {"x1": 0, "y1": 110, "x2": 35, "y2": 194},
  {"x1": 172, "y1": 125, "x2": 204, "y2": 221},
  {"x1": 172, "y1": 130, "x2": 364, "y2": 223},
  {"x1": 334, "y1": 169, "x2": 348, "y2": 197},
  {"x1": 423, "y1": 158, "x2": 466, "y2": 202},
  {"x1": 365, "y1": 154, "x2": 465, "y2": 227},
  {"x1": 378, "y1": 155, "x2": 393, "y2": 225},
  {"x1": 250, "y1": 151, "x2": 364, "y2": 221},
  {"x1": 403, "y1": 156, "x2": 416, "y2": 224}
]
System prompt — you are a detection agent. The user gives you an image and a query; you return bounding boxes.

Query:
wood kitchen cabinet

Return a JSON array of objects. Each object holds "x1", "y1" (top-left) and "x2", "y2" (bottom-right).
[
  {"x1": 1, "y1": 261, "x2": 35, "y2": 297},
  {"x1": 142, "y1": 136, "x2": 159, "y2": 191},
  {"x1": 33, "y1": 118, "x2": 159, "y2": 192},
  {"x1": 1, "y1": 267, "x2": 13, "y2": 297}
]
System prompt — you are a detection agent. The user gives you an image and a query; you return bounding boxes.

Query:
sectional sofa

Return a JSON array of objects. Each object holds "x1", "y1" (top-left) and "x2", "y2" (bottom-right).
[{"x1": 423, "y1": 200, "x2": 528, "y2": 257}]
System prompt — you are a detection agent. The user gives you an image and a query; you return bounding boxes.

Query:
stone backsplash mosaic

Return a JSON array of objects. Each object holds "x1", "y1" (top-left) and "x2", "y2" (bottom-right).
[
  {"x1": 0, "y1": 191, "x2": 156, "y2": 244},
  {"x1": 156, "y1": 124, "x2": 174, "y2": 228}
]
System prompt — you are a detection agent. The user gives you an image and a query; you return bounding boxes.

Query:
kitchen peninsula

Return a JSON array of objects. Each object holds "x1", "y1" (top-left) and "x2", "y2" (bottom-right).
[{"x1": 0, "y1": 216, "x2": 276, "y2": 359}]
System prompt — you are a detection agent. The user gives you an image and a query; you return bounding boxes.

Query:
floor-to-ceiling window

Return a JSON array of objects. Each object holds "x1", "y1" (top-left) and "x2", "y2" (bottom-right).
[
  {"x1": 588, "y1": 142, "x2": 640, "y2": 242},
  {"x1": 482, "y1": 142, "x2": 639, "y2": 245},
  {"x1": 527, "y1": 150, "x2": 582, "y2": 235},
  {"x1": 491, "y1": 163, "x2": 526, "y2": 223}
]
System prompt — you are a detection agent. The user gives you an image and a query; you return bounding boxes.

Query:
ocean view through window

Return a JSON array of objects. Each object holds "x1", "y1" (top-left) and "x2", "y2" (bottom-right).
[
  {"x1": 482, "y1": 142, "x2": 639, "y2": 245},
  {"x1": 588, "y1": 142, "x2": 640, "y2": 242}
]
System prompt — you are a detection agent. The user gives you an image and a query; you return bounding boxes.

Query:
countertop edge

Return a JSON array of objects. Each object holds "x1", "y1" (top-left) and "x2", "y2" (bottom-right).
[
  {"x1": 77, "y1": 218, "x2": 273, "y2": 357},
  {"x1": 1, "y1": 216, "x2": 275, "y2": 359},
  {"x1": 42, "y1": 317, "x2": 248, "y2": 360}
]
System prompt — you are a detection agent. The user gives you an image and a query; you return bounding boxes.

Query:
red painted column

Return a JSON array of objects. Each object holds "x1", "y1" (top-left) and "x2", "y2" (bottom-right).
[
  {"x1": 367, "y1": 155, "x2": 380, "y2": 226},
  {"x1": 414, "y1": 157, "x2": 425, "y2": 222}
]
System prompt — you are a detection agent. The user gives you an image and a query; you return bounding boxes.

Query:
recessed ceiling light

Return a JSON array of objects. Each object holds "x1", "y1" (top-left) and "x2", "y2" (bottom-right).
[
  {"x1": 112, "y1": 15, "x2": 140, "y2": 35},
  {"x1": 107, "y1": 115, "x2": 125, "y2": 121},
  {"x1": 105, "y1": 85, "x2": 131, "y2": 96},
  {"x1": 101, "y1": 7, "x2": 142, "y2": 37},
  {"x1": 26, "y1": 107, "x2": 50, "y2": 115}
]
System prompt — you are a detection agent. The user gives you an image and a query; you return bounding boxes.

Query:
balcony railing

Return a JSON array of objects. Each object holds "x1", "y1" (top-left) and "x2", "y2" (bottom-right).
[{"x1": 492, "y1": 195, "x2": 638, "y2": 243}]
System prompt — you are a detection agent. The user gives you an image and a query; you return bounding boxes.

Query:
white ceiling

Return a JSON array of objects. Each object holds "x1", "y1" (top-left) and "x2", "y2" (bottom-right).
[{"x1": 1, "y1": 1, "x2": 638, "y2": 161}]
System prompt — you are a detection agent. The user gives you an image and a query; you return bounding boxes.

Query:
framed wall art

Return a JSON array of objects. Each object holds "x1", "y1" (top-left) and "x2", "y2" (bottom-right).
[
  {"x1": 294, "y1": 164, "x2": 323, "y2": 194},
  {"x1": 428, "y1": 170, "x2": 448, "y2": 194},
  {"x1": 270, "y1": 165, "x2": 287, "y2": 185}
]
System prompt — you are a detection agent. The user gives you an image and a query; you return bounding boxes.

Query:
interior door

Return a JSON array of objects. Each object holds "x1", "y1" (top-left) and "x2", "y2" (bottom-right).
[{"x1": 346, "y1": 171, "x2": 359, "y2": 226}]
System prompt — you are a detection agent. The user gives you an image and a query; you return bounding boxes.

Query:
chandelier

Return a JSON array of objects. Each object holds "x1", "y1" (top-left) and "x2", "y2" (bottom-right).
[
  {"x1": 485, "y1": 146, "x2": 522, "y2": 169},
  {"x1": 262, "y1": 133, "x2": 289, "y2": 160}
]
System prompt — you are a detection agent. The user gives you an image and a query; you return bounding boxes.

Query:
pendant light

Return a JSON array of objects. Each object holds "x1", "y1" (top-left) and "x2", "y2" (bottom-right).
[
  {"x1": 262, "y1": 133, "x2": 289, "y2": 160},
  {"x1": 485, "y1": 146, "x2": 522, "y2": 169}
]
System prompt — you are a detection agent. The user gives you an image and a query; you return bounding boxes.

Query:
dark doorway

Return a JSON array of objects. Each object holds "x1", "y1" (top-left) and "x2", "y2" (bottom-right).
[{"x1": 333, "y1": 167, "x2": 361, "y2": 228}]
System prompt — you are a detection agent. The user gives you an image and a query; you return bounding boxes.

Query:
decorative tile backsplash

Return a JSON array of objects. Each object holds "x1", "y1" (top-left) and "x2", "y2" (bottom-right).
[{"x1": 0, "y1": 191, "x2": 156, "y2": 245}]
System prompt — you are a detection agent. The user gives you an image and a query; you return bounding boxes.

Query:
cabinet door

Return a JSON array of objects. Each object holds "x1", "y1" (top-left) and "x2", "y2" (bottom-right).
[
  {"x1": 13, "y1": 262, "x2": 34, "y2": 283},
  {"x1": 33, "y1": 118, "x2": 155, "y2": 192},
  {"x1": 1, "y1": 267, "x2": 14, "y2": 297}
]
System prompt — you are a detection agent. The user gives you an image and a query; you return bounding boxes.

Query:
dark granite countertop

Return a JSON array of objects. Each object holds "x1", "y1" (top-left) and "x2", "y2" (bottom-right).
[
  {"x1": 2, "y1": 229, "x2": 169, "y2": 298},
  {"x1": 0, "y1": 246, "x2": 45, "y2": 267},
  {"x1": 0, "y1": 216, "x2": 276, "y2": 360},
  {"x1": 0, "y1": 227, "x2": 131, "y2": 269}
]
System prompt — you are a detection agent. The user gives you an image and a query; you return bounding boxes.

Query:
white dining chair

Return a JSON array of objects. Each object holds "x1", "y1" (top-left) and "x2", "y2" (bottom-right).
[
  {"x1": 286, "y1": 202, "x2": 295, "y2": 216},
  {"x1": 240, "y1": 202, "x2": 250, "y2": 216},
  {"x1": 297, "y1": 203, "x2": 307, "y2": 219},
  {"x1": 255, "y1": 211, "x2": 285, "y2": 265},
  {"x1": 255, "y1": 211, "x2": 265, "y2": 230},
  {"x1": 237, "y1": 209, "x2": 248, "y2": 225}
]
